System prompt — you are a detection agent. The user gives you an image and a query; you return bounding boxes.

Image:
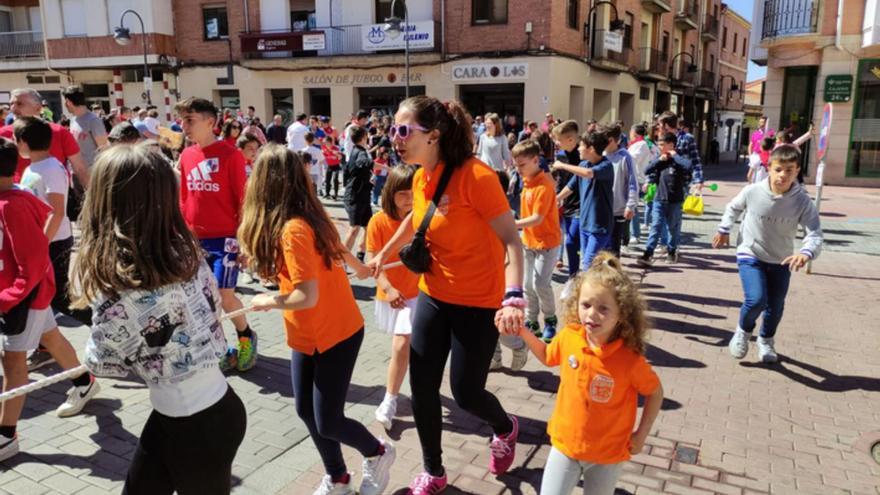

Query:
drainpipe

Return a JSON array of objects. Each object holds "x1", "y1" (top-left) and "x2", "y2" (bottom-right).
[
  {"x1": 835, "y1": 0, "x2": 843, "y2": 50},
  {"x1": 37, "y1": 1, "x2": 71, "y2": 83},
  {"x1": 243, "y1": 0, "x2": 250, "y2": 33}
]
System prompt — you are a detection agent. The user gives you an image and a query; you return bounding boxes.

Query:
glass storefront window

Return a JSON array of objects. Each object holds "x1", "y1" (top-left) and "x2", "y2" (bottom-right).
[{"x1": 847, "y1": 59, "x2": 880, "y2": 177}]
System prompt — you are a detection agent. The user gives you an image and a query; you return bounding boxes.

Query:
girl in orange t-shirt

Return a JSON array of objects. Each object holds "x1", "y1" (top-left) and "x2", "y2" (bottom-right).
[
  {"x1": 509, "y1": 252, "x2": 664, "y2": 495},
  {"x1": 365, "y1": 164, "x2": 419, "y2": 431},
  {"x1": 237, "y1": 144, "x2": 396, "y2": 495}
]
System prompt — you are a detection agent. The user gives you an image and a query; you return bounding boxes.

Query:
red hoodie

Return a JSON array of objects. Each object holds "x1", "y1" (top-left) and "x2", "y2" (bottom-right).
[
  {"x1": 178, "y1": 140, "x2": 247, "y2": 239},
  {"x1": 0, "y1": 188, "x2": 56, "y2": 313}
]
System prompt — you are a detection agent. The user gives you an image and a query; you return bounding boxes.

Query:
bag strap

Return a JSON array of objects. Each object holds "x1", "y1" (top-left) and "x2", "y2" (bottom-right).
[{"x1": 415, "y1": 163, "x2": 456, "y2": 234}]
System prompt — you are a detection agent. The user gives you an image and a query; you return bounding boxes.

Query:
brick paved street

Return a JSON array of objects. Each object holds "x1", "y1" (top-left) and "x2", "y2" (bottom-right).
[{"x1": 2, "y1": 164, "x2": 879, "y2": 494}]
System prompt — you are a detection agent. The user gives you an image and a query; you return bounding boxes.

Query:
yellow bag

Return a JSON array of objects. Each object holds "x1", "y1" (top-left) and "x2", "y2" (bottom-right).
[{"x1": 682, "y1": 194, "x2": 704, "y2": 216}]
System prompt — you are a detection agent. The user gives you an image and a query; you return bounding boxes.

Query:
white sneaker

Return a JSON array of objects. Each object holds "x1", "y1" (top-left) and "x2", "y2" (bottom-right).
[
  {"x1": 313, "y1": 474, "x2": 356, "y2": 495},
  {"x1": 360, "y1": 440, "x2": 396, "y2": 495},
  {"x1": 757, "y1": 337, "x2": 778, "y2": 363},
  {"x1": 560, "y1": 279, "x2": 576, "y2": 302},
  {"x1": 728, "y1": 328, "x2": 750, "y2": 360},
  {"x1": 375, "y1": 396, "x2": 397, "y2": 431},
  {"x1": 490, "y1": 343, "x2": 503, "y2": 370},
  {"x1": 628, "y1": 236, "x2": 639, "y2": 245},
  {"x1": 0, "y1": 434, "x2": 19, "y2": 462},
  {"x1": 56, "y1": 378, "x2": 100, "y2": 418},
  {"x1": 510, "y1": 347, "x2": 528, "y2": 371}
]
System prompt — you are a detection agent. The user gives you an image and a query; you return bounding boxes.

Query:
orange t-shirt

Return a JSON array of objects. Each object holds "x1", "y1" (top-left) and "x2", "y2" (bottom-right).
[
  {"x1": 278, "y1": 218, "x2": 364, "y2": 353},
  {"x1": 366, "y1": 211, "x2": 420, "y2": 301},
  {"x1": 520, "y1": 171, "x2": 562, "y2": 250},
  {"x1": 545, "y1": 323, "x2": 660, "y2": 464},
  {"x1": 412, "y1": 158, "x2": 510, "y2": 309}
]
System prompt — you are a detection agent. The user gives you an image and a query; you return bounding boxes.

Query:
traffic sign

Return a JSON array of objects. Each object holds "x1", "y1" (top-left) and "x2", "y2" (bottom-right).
[{"x1": 817, "y1": 103, "x2": 832, "y2": 161}]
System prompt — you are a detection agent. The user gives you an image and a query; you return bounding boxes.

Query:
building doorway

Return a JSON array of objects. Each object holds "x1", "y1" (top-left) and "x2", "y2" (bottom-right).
[
  {"x1": 848, "y1": 59, "x2": 880, "y2": 177},
  {"x1": 780, "y1": 65, "x2": 817, "y2": 173},
  {"x1": 357, "y1": 86, "x2": 425, "y2": 118},
  {"x1": 458, "y1": 83, "x2": 525, "y2": 130},
  {"x1": 308, "y1": 88, "x2": 331, "y2": 118}
]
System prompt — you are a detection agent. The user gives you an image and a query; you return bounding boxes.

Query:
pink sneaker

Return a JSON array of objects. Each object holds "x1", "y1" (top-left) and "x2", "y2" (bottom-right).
[
  {"x1": 489, "y1": 415, "x2": 518, "y2": 475},
  {"x1": 407, "y1": 471, "x2": 448, "y2": 494}
]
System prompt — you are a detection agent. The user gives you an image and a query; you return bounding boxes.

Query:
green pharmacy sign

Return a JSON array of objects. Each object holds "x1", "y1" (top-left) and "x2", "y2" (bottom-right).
[{"x1": 824, "y1": 75, "x2": 853, "y2": 103}]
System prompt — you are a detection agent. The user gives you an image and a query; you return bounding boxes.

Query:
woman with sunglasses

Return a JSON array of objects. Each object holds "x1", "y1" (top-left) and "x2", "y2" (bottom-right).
[
  {"x1": 367, "y1": 96, "x2": 525, "y2": 494},
  {"x1": 222, "y1": 120, "x2": 243, "y2": 147}
]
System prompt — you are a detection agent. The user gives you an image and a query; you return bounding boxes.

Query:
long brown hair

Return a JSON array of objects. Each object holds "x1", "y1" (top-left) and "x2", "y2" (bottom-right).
[
  {"x1": 485, "y1": 113, "x2": 503, "y2": 137},
  {"x1": 70, "y1": 145, "x2": 202, "y2": 306},
  {"x1": 237, "y1": 144, "x2": 346, "y2": 279},
  {"x1": 562, "y1": 252, "x2": 650, "y2": 354},
  {"x1": 400, "y1": 95, "x2": 474, "y2": 170},
  {"x1": 380, "y1": 164, "x2": 417, "y2": 221}
]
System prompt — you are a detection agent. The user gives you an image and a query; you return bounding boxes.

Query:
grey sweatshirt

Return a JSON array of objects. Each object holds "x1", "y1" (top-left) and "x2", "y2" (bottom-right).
[
  {"x1": 606, "y1": 148, "x2": 639, "y2": 216},
  {"x1": 718, "y1": 180, "x2": 823, "y2": 264}
]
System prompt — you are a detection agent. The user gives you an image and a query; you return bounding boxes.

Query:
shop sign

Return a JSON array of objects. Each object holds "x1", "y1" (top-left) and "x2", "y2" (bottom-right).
[
  {"x1": 451, "y1": 62, "x2": 529, "y2": 82},
  {"x1": 302, "y1": 71, "x2": 424, "y2": 86},
  {"x1": 240, "y1": 32, "x2": 326, "y2": 53},
  {"x1": 362, "y1": 21, "x2": 435, "y2": 51},
  {"x1": 823, "y1": 75, "x2": 852, "y2": 103},
  {"x1": 604, "y1": 31, "x2": 623, "y2": 53}
]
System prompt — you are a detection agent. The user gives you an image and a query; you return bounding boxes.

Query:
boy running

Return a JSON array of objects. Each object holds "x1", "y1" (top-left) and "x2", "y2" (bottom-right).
[{"x1": 176, "y1": 98, "x2": 258, "y2": 372}]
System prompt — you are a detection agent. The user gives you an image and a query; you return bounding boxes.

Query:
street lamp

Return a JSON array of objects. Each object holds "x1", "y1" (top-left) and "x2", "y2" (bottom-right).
[
  {"x1": 114, "y1": 9, "x2": 151, "y2": 104},
  {"x1": 668, "y1": 52, "x2": 698, "y2": 124},
  {"x1": 717, "y1": 74, "x2": 740, "y2": 104},
  {"x1": 584, "y1": 0, "x2": 626, "y2": 61},
  {"x1": 383, "y1": 0, "x2": 410, "y2": 99}
]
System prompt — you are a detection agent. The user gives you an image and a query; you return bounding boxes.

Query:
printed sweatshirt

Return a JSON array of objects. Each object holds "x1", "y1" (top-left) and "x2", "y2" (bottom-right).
[
  {"x1": 718, "y1": 180, "x2": 823, "y2": 264},
  {"x1": 83, "y1": 262, "x2": 229, "y2": 417}
]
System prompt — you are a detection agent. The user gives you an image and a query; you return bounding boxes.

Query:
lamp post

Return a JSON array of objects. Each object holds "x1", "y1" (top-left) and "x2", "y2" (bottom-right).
[
  {"x1": 716, "y1": 74, "x2": 740, "y2": 105},
  {"x1": 584, "y1": 0, "x2": 626, "y2": 61},
  {"x1": 113, "y1": 9, "x2": 151, "y2": 105},
  {"x1": 668, "y1": 51, "x2": 698, "y2": 122},
  {"x1": 383, "y1": 0, "x2": 410, "y2": 99}
]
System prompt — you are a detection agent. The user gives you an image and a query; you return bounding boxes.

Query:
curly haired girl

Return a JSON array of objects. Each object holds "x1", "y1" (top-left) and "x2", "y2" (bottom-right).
[{"x1": 503, "y1": 251, "x2": 664, "y2": 495}]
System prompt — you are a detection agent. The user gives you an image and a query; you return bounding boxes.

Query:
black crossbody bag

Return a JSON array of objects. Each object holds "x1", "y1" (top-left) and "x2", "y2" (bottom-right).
[
  {"x1": 0, "y1": 284, "x2": 40, "y2": 336},
  {"x1": 398, "y1": 164, "x2": 455, "y2": 274}
]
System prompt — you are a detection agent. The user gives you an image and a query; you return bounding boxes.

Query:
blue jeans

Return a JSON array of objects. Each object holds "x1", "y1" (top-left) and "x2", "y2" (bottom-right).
[
  {"x1": 371, "y1": 175, "x2": 387, "y2": 205},
  {"x1": 737, "y1": 257, "x2": 792, "y2": 338},
  {"x1": 630, "y1": 204, "x2": 641, "y2": 239},
  {"x1": 645, "y1": 201, "x2": 683, "y2": 255},
  {"x1": 562, "y1": 216, "x2": 581, "y2": 276},
  {"x1": 579, "y1": 231, "x2": 612, "y2": 271}
]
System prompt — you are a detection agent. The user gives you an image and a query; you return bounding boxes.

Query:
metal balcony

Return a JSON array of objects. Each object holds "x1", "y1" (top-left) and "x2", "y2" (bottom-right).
[
  {"x1": 675, "y1": 0, "x2": 699, "y2": 30},
  {"x1": 641, "y1": 0, "x2": 673, "y2": 14},
  {"x1": 761, "y1": 0, "x2": 818, "y2": 39},
  {"x1": 698, "y1": 69, "x2": 716, "y2": 89},
  {"x1": 0, "y1": 31, "x2": 44, "y2": 60},
  {"x1": 638, "y1": 48, "x2": 669, "y2": 81},
  {"x1": 669, "y1": 59, "x2": 697, "y2": 87},
  {"x1": 702, "y1": 15, "x2": 719, "y2": 41},
  {"x1": 590, "y1": 30, "x2": 632, "y2": 73}
]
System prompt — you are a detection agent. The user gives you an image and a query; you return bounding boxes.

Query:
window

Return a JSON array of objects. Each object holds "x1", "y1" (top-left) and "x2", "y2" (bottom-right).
[
  {"x1": 709, "y1": 54, "x2": 715, "y2": 70},
  {"x1": 640, "y1": 86, "x2": 650, "y2": 100},
  {"x1": 733, "y1": 32, "x2": 738, "y2": 53},
  {"x1": 624, "y1": 12, "x2": 634, "y2": 48},
  {"x1": 203, "y1": 6, "x2": 228, "y2": 40},
  {"x1": 742, "y1": 37, "x2": 747, "y2": 56},
  {"x1": 661, "y1": 31, "x2": 670, "y2": 57},
  {"x1": 722, "y1": 26, "x2": 727, "y2": 49},
  {"x1": 0, "y1": 11, "x2": 11, "y2": 32},
  {"x1": 61, "y1": 0, "x2": 87, "y2": 36},
  {"x1": 567, "y1": 0, "x2": 579, "y2": 29},
  {"x1": 472, "y1": 0, "x2": 508, "y2": 25}
]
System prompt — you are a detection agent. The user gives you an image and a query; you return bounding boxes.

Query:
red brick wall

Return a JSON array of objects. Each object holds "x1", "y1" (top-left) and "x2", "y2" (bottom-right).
[
  {"x1": 173, "y1": 0, "x2": 261, "y2": 64},
  {"x1": 47, "y1": 34, "x2": 176, "y2": 60},
  {"x1": 718, "y1": 6, "x2": 749, "y2": 111},
  {"x1": 443, "y1": 0, "x2": 552, "y2": 55}
]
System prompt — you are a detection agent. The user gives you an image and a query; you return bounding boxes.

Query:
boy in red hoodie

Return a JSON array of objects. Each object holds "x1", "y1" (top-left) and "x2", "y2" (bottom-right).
[
  {"x1": 175, "y1": 98, "x2": 258, "y2": 372},
  {"x1": 0, "y1": 138, "x2": 98, "y2": 462}
]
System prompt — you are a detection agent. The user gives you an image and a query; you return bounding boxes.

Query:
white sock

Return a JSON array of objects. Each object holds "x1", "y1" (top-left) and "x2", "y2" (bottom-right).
[{"x1": 383, "y1": 392, "x2": 397, "y2": 403}]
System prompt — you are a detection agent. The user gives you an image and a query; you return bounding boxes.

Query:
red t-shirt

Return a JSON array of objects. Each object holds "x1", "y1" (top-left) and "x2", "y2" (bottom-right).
[
  {"x1": 322, "y1": 144, "x2": 341, "y2": 167},
  {"x1": 0, "y1": 123, "x2": 80, "y2": 183},
  {"x1": 0, "y1": 189, "x2": 56, "y2": 313},
  {"x1": 178, "y1": 141, "x2": 248, "y2": 239}
]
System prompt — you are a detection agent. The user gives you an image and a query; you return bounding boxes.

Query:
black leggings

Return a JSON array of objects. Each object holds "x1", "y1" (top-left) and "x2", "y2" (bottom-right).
[
  {"x1": 325, "y1": 166, "x2": 341, "y2": 197},
  {"x1": 410, "y1": 292, "x2": 514, "y2": 476},
  {"x1": 48, "y1": 237, "x2": 73, "y2": 314},
  {"x1": 123, "y1": 386, "x2": 246, "y2": 495},
  {"x1": 291, "y1": 328, "x2": 380, "y2": 478}
]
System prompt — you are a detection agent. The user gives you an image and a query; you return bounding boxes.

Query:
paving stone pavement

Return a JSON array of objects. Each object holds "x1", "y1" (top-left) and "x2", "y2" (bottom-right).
[{"x1": 2, "y1": 164, "x2": 879, "y2": 494}]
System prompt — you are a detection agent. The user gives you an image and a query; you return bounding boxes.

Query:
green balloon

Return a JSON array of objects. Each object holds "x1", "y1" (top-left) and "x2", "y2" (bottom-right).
[{"x1": 708, "y1": 183, "x2": 719, "y2": 192}]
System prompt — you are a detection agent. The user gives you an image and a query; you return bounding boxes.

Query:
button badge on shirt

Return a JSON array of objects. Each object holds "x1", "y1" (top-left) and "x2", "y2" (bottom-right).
[{"x1": 568, "y1": 355, "x2": 579, "y2": 369}]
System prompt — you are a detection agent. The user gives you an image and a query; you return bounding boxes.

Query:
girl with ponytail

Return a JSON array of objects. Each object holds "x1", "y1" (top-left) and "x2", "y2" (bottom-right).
[{"x1": 367, "y1": 96, "x2": 525, "y2": 493}]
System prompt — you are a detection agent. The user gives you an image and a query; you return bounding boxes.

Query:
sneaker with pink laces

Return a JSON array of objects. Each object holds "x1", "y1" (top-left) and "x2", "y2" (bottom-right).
[
  {"x1": 488, "y1": 415, "x2": 518, "y2": 475},
  {"x1": 407, "y1": 471, "x2": 448, "y2": 494}
]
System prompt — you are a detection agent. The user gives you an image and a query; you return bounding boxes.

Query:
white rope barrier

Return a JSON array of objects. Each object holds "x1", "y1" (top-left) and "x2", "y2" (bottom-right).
[{"x1": 0, "y1": 260, "x2": 406, "y2": 403}]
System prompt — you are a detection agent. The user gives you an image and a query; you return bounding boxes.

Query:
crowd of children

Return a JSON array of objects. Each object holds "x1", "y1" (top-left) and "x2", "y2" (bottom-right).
[{"x1": 0, "y1": 87, "x2": 823, "y2": 495}]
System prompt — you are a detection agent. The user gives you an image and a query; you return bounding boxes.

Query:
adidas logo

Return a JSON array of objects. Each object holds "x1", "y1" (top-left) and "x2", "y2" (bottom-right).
[{"x1": 187, "y1": 159, "x2": 221, "y2": 192}]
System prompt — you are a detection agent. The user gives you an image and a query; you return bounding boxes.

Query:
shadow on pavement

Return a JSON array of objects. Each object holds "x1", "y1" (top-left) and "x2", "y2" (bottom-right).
[
  {"x1": 646, "y1": 298, "x2": 726, "y2": 320},
  {"x1": 651, "y1": 316, "x2": 730, "y2": 347},
  {"x1": 646, "y1": 345, "x2": 706, "y2": 369},
  {"x1": 741, "y1": 355, "x2": 880, "y2": 392},
  {"x1": 642, "y1": 290, "x2": 740, "y2": 308}
]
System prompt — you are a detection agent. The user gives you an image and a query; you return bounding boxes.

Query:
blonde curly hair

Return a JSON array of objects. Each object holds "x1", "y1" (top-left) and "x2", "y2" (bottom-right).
[{"x1": 562, "y1": 252, "x2": 650, "y2": 354}]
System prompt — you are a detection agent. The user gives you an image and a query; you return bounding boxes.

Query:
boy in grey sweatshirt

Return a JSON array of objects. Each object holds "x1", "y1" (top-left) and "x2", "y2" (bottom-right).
[
  {"x1": 712, "y1": 144, "x2": 823, "y2": 363},
  {"x1": 604, "y1": 125, "x2": 638, "y2": 257}
]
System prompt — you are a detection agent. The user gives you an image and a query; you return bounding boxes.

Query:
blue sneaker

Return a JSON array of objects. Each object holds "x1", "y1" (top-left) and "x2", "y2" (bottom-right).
[{"x1": 542, "y1": 316, "x2": 558, "y2": 343}]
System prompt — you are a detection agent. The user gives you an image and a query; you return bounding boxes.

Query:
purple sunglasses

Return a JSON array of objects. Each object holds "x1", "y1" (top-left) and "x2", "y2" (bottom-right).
[{"x1": 389, "y1": 123, "x2": 429, "y2": 140}]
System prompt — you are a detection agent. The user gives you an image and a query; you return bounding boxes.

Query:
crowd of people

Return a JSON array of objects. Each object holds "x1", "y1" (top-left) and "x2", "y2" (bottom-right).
[{"x1": 0, "y1": 86, "x2": 823, "y2": 495}]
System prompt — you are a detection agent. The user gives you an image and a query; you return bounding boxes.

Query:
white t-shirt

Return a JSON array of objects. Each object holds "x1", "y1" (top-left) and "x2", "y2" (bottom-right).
[
  {"x1": 628, "y1": 140, "x2": 652, "y2": 185},
  {"x1": 286, "y1": 121, "x2": 309, "y2": 151},
  {"x1": 749, "y1": 154, "x2": 769, "y2": 184},
  {"x1": 301, "y1": 145, "x2": 324, "y2": 177},
  {"x1": 19, "y1": 157, "x2": 71, "y2": 242}
]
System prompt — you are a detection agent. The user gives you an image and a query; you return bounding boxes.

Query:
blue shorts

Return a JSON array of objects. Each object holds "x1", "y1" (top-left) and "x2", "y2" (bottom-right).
[{"x1": 200, "y1": 237, "x2": 240, "y2": 289}]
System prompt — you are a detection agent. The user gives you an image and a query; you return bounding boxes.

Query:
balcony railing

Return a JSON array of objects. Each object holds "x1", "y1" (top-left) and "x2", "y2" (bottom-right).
[
  {"x1": 702, "y1": 15, "x2": 719, "y2": 38},
  {"x1": 675, "y1": 0, "x2": 699, "y2": 28},
  {"x1": 0, "y1": 31, "x2": 44, "y2": 60},
  {"x1": 639, "y1": 48, "x2": 669, "y2": 76},
  {"x1": 591, "y1": 29, "x2": 633, "y2": 69},
  {"x1": 761, "y1": 0, "x2": 818, "y2": 39},
  {"x1": 241, "y1": 22, "x2": 440, "y2": 59},
  {"x1": 699, "y1": 69, "x2": 716, "y2": 88},
  {"x1": 669, "y1": 59, "x2": 697, "y2": 85}
]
